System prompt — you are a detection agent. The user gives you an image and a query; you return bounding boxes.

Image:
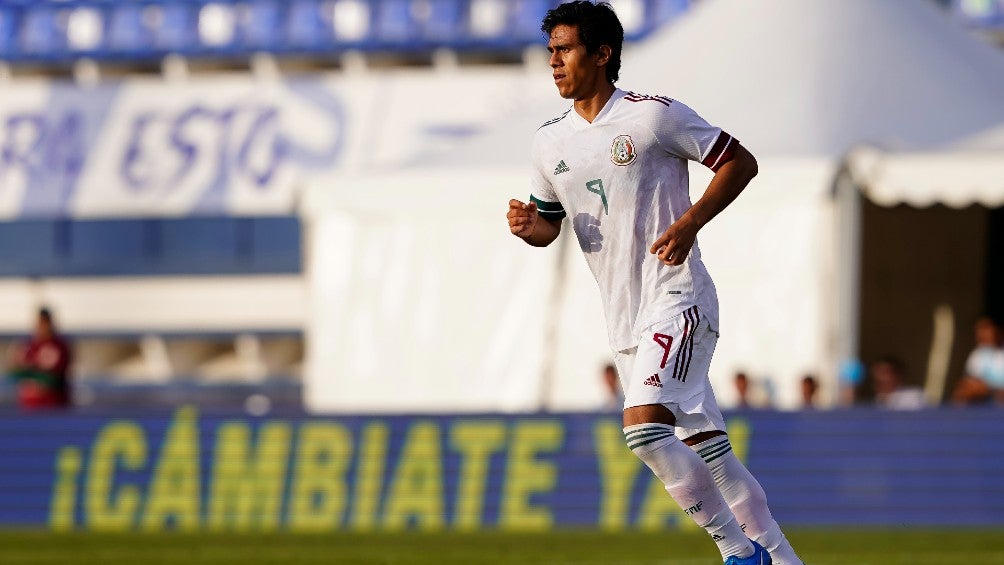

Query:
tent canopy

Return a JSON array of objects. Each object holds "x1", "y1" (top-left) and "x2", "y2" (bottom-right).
[
  {"x1": 847, "y1": 124, "x2": 1004, "y2": 208},
  {"x1": 618, "y1": 0, "x2": 1004, "y2": 158}
]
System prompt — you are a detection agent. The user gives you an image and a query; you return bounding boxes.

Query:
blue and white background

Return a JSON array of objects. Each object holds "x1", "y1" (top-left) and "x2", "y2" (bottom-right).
[{"x1": 0, "y1": 79, "x2": 347, "y2": 218}]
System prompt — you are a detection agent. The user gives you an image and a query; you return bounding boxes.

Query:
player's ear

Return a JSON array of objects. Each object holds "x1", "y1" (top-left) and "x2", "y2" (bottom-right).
[{"x1": 595, "y1": 45, "x2": 611, "y2": 68}]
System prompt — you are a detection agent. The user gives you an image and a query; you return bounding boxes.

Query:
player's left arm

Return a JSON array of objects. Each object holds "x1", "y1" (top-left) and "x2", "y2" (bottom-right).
[{"x1": 650, "y1": 143, "x2": 758, "y2": 266}]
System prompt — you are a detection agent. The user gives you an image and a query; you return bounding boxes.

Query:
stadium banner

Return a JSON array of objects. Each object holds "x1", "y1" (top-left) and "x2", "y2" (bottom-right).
[
  {"x1": 1, "y1": 407, "x2": 1001, "y2": 530},
  {"x1": 0, "y1": 71, "x2": 559, "y2": 219}
]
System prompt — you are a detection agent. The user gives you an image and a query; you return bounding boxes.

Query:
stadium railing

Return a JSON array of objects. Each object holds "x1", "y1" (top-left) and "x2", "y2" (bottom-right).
[
  {"x1": 0, "y1": 215, "x2": 305, "y2": 397},
  {"x1": 0, "y1": 0, "x2": 693, "y2": 65},
  {"x1": 0, "y1": 329, "x2": 304, "y2": 408},
  {"x1": 0, "y1": 216, "x2": 301, "y2": 277}
]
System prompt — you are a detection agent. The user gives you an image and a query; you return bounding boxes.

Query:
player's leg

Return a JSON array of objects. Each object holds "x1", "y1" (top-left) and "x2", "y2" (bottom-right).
[
  {"x1": 677, "y1": 368, "x2": 802, "y2": 564},
  {"x1": 620, "y1": 307, "x2": 765, "y2": 563}
]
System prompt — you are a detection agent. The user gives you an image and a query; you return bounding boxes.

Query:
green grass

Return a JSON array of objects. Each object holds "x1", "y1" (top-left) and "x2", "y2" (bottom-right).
[{"x1": 2, "y1": 529, "x2": 1004, "y2": 564}]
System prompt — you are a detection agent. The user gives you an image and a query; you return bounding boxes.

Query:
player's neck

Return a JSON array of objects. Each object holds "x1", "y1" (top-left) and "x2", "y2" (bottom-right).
[{"x1": 573, "y1": 82, "x2": 616, "y2": 123}]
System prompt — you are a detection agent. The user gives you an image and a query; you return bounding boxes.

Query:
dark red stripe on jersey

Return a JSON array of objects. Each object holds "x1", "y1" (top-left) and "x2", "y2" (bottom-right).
[
  {"x1": 624, "y1": 97, "x2": 673, "y2": 108},
  {"x1": 672, "y1": 306, "x2": 700, "y2": 383},
  {"x1": 672, "y1": 309, "x2": 692, "y2": 382},
  {"x1": 624, "y1": 92, "x2": 673, "y2": 108},
  {"x1": 702, "y1": 132, "x2": 738, "y2": 172},
  {"x1": 681, "y1": 307, "x2": 700, "y2": 382},
  {"x1": 624, "y1": 92, "x2": 672, "y2": 100}
]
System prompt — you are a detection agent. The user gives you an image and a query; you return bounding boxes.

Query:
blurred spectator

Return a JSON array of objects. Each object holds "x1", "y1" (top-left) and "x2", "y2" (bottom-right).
[
  {"x1": 800, "y1": 374, "x2": 819, "y2": 409},
  {"x1": 733, "y1": 371, "x2": 751, "y2": 408},
  {"x1": 601, "y1": 362, "x2": 623, "y2": 411},
  {"x1": 951, "y1": 316, "x2": 1004, "y2": 406},
  {"x1": 6, "y1": 308, "x2": 73, "y2": 409},
  {"x1": 838, "y1": 359, "x2": 866, "y2": 406},
  {"x1": 869, "y1": 357, "x2": 925, "y2": 410}
]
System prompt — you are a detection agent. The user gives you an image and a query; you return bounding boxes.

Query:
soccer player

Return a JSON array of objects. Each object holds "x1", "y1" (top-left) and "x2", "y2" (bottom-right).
[{"x1": 505, "y1": 2, "x2": 802, "y2": 564}]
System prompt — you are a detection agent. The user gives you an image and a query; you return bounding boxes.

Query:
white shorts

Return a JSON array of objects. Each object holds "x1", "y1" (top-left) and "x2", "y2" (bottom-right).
[{"x1": 614, "y1": 305, "x2": 725, "y2": 439}]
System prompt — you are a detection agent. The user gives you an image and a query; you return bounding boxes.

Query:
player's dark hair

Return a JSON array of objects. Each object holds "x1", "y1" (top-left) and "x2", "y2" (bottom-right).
[{"x1": 541, "y1": 1, "x2": 624, "y2": 84}]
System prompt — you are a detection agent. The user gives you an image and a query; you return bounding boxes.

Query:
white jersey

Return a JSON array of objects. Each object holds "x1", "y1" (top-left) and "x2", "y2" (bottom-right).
[{"x1": 529, "y1": 88, "x2": 738, "y2": 351}]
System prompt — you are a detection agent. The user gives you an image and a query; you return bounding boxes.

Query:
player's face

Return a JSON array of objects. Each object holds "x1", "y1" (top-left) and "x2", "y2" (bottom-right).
[{"x1": 547, "y1": 24, "x2": 605, "y2": 100}]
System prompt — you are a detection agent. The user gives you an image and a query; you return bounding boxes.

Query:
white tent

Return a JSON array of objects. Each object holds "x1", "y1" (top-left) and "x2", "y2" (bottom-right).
[
  {"x1": 302, "y1": 0, "x2": 1004, "y2": 412},
  {"x1": 847, "y1": 124, "x2": 1004, "y2": 208}
]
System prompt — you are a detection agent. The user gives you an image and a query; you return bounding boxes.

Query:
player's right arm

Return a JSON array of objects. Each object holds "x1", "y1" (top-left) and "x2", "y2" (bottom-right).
[
  {"x1": 507, "y1": 199, "x2": 561, "y2": 247},
  {"x1": 514, "y1": 127, "x2": 565, "y2": 247}
]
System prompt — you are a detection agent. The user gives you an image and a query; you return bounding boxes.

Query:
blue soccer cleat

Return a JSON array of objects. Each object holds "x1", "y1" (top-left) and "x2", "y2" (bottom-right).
[{"x1": 724, "y1": 540, "x2": 771, "y2": 565}]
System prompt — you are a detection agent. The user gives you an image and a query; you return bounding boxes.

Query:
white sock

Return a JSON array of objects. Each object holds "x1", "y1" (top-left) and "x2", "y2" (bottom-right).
[
  {"x1": 625, "y1": 424, "x2": 754, "y2": 561},
  {"x1": 692, "y1": 435, "x2": 803, "y2": 565}
]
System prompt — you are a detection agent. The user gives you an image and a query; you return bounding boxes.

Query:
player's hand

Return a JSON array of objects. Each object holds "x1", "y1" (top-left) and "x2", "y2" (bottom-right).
[
  {"x1": 650, "y1": 215, "x2": 699, "y2": 266},
  {"x1": 507, "y1": 199, "x2": 538, "y2": 238}
]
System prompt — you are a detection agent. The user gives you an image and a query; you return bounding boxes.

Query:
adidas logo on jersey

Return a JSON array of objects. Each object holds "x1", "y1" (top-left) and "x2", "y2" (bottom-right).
[
  {"x1": 553, "y1": 160, "x2": 570, "y2": 175},
  {"x1": 643, "y1": 374, "x2": 663, "y2": 388}
]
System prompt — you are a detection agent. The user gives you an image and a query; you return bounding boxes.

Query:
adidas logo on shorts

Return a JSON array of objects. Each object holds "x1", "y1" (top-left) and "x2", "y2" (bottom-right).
[{"x1": 643, "y1": 374, "x2": 663, "y2": 388}]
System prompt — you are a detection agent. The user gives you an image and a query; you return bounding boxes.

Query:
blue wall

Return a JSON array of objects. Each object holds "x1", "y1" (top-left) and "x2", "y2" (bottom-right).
[
  {"x1": 0, "y1": 216, "x2": 301, "y2": 276},
  {"x1": 1, "y1": 407, "x2": 1001, "y2": 530}
]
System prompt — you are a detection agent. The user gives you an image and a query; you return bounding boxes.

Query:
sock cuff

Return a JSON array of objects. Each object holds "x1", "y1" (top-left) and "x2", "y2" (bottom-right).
[
  {"x1": 623, "y1": 423, "x2": 676, "y2": 454},
  {"x1": 690, "y1": 436, "x2": 733, "y2": 466}
]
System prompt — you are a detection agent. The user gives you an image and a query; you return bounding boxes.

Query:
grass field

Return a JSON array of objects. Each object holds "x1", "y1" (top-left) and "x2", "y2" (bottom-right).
[{"x1": 3, "y1": 529, "x2": 1004, "y2": 564}]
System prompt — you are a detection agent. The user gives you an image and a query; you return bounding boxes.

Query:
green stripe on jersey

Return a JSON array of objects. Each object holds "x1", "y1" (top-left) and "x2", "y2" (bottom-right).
[{"x1": 529, "y1": 195, "x2": 566, "y2": 219}]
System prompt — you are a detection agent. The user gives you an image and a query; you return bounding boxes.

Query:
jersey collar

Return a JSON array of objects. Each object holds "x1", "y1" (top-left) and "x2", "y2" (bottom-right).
[{"x1": 569, "y1": 88, "x2": 626, "y2": 130}]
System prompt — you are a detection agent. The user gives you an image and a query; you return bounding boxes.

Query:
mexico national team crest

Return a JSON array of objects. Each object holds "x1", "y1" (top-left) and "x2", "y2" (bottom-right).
[{"x1": 610, "y1": 134, "x2": 637, "y2": 166}]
